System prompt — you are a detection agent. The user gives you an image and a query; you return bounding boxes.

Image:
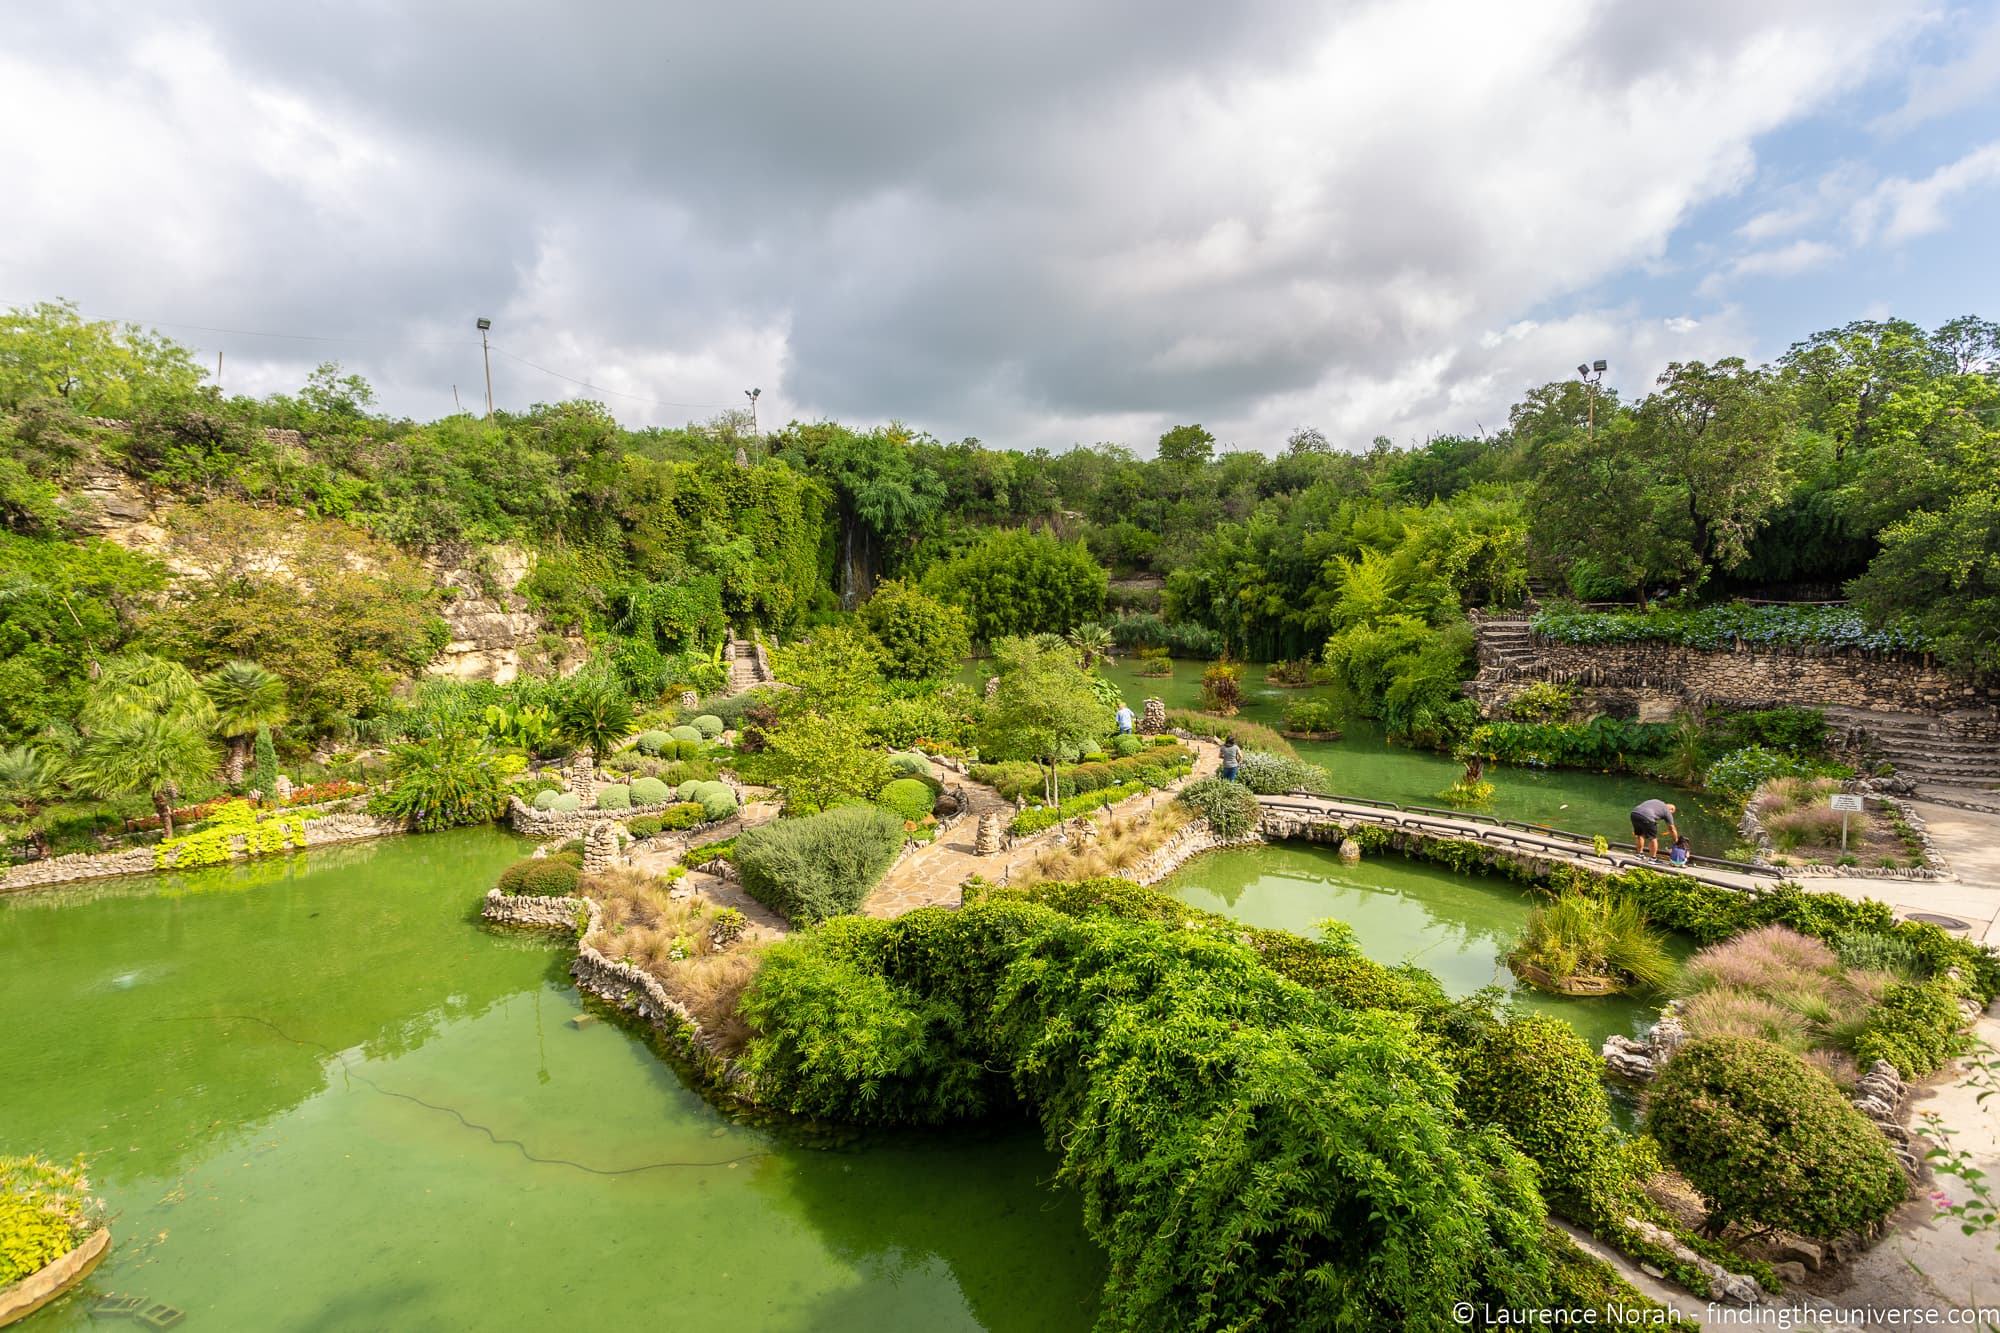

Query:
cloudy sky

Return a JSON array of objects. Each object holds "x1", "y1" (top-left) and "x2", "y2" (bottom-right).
[{"x1": 5, "y1": 2, "x2": 1999, "y2": 454}]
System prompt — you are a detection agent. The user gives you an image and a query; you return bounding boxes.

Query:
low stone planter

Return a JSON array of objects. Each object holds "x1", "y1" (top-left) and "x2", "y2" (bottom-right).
[
  {"x1": 0, "y1": 1227, "x2": 110, "y2": 1328},
  {"x1": 1509, "y1": 958, "x2": 1625, "y2": 996},
  {"x1": 1278, "y1": 729, "x2": 1343, "y2": 742}
]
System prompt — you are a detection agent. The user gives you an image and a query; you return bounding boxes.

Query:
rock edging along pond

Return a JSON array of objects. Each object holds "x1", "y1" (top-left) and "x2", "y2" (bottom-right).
[
  {"x1": 481, "y1": 888, "x2": 753, "y2": 1096},
  {"x1": 0, "y1": 809, "x2": 404, "y2": 894},
  {"x1": 0, "y1": 1228, "x2": 111, "y2": 1329}
]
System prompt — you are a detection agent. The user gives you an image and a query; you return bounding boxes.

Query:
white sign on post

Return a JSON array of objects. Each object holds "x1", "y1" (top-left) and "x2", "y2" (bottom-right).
[{"x1": 1829, "y1": 793, "x2": 1863, "y2": 851}]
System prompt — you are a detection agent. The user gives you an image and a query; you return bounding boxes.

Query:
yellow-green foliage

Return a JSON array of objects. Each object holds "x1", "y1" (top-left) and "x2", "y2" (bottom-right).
[
  {"x1": 156, "y1": 798, "x2": 307, "y2": 869},
  {"x1": 0, "y1": 1155, "x2": 97, "y2": 1286}
]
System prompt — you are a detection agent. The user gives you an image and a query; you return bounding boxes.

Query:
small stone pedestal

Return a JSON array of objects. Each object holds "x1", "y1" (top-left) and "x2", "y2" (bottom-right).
[
  {"x1": 569, "y1": 755, "x2": 595, "y2": 801},
  {"x1": 974, "y1": 812, "x2": 1003, "y2": 855},
  {"x1": 1139, "y1": 697, "x2": 1166, "y2": 734},
  {"x1": 582, "y1": 821, "x2": 619, "y2": 876},
  {"x1": 679, "y1": 690, "x2": 700, "y2": 711}
]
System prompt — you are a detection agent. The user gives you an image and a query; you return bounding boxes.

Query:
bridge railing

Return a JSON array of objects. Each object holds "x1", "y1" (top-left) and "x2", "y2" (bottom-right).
[{"x1": 1256, "y1": 792, "x2": 1780, "y2": 879}]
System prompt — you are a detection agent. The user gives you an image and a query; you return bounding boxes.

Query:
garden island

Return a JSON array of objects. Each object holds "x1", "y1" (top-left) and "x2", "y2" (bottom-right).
[{"x1": 2, "y1": 305, "x2": 1998, "y2": 1330}]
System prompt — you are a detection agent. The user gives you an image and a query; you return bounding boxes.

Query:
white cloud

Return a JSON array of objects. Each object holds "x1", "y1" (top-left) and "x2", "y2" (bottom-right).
[
  {"x1": 0, "y1": 0, "x2": 1937, "y2": 451},
  {"x1": 1871, "y1": 8, "x2": 2000, "y2": 134},
  {"x1": 1852, "y1": 140, "x2": 2000, "y2": 243}
]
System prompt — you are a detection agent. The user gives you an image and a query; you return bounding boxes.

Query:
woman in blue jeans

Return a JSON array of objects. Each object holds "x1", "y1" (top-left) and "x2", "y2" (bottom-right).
[{"x1": 1219, "y1": 739, "x2": 1242, "y2": 780}]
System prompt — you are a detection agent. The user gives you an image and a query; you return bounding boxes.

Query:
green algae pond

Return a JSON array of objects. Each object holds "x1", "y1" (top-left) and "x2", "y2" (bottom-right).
[{"x1": 0, "y1": 829, "x2": 1103, "y2": 1331}]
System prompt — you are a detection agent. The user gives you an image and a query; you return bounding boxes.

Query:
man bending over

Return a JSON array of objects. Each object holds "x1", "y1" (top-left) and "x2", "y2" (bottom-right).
[{"x1": 1629, "y1": 798, "x2": 1677, "y2": 859}]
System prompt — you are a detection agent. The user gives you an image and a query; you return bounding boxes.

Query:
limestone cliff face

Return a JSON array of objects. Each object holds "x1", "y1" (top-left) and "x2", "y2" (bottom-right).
[{"x1": 63, "y1": 463, "x2": 575, "y2": 684}]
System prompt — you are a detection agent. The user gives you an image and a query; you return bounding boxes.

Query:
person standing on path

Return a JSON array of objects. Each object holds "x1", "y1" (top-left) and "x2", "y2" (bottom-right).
[
  {"x1": 1115, "y1": 701, "x2": 1134, "y2": 735},
  {"x1": 1629, "y1": 798, "x2": 1677, "y2": 859},
  {"x1": 1219, "y1": 739, "x2": 1242, "y2": 781}
]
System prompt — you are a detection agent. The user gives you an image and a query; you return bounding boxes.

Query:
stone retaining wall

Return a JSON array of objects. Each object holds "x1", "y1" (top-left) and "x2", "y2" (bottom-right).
[
  {"x1": 1476, "y1": 635, "x2": 1997, "y2": 732},
  {"x1": 1, "y1": 810, "x2": 406, "y2": 894},
  {"x1": 506, "y1": 791, "x2": 739, "y2": 840},
  {"x1": 481, "y1": 889, "x2": 754, "y2": 1097}
]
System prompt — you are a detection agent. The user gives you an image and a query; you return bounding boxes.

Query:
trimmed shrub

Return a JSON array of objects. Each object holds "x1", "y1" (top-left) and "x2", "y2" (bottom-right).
[
  {"x1": 627, "y1": 814, "x2": 664, "y2": 838},
  {"x1": 878, "y1": 777, "x2": 937, "y2": 822},
  {"x1": 531, "y1": 788, "x2": 560, "y2": 811},
  {"x1": 661, "y1": 801, "x2": 708, "y2": 830},
  {"x1": 676, "y1": 779, "x2": 702, "y2": 801},
  {"x1": 1853, "y1": 975, "x2": 1966, "y2": 1077},
  {"x1": 668, "y1": 725, "x2": 704, "y2": 744},
  {"x1": 1449, "y1": 1013, "x2": 1628, "y2": 1220},
  {"x1": 1235, "y1": 750, "x2": 1330, "y2": 795},
  {"x1": 698, "y1": 786, "x2": 739, "y2": 822},
  {"x1": 736, "y1": 805, "x2": 907, "y2": 925},
  {"x1": 1109, "y1": 733, "x2": 1142, "y2": 757},
  {"x1": 629, "y1": 776, "x2": 670, "y2": 806},
  {"x1": 886, "y1": 750, "x2": 935, "y2": 781},
  {"x1": 692, "y1": 713, "x2": 725, "y2": 739},
  {"x1": 1007, "y1": 780, "x2": 1149, "y2": 836},
  {"x1": 635, "y1": 729, "x2": 674, "y2": 755},
  {"x1": 596, "y1": 783, "x2": 632, "y2": 811},
  {"x1": 1646, "y1": 1036, "x2": 1905, "y2": 1240},
  {"x1": 496, "y1": 854, "x2": 583, "y2": 897},
  {"x1": 1176, "y1": 777, "x2": 1259, "y2": 838},
  {"x1": 546, "y1": 791, "x2": 581, "y2": 813}
]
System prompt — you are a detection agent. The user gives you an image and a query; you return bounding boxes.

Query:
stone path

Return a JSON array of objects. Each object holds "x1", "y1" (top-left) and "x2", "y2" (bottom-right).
[{"x1": 860, "y1": 739, "x2": 1222, "y2": 918}]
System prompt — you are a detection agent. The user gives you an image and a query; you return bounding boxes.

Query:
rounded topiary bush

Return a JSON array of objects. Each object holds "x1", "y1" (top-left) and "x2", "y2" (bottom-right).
[
  {"x1": 1646, "y1": 1035, "x2": 1906, "y2": 1240},
  {"x1": 736, "y1": 805, "x2": 906, "y2": 924},
  {"x1": 886, "y1": 750, "x2": 935, "y2": 781},
  {"x1": 699, "y1": 788, "x2": 739, "y2": 822},
  {"x1": 596, "y1": 783, "x2": 632, "y2": 811},
  {"x1": 1450, "y1": 1013, "x2": 1626, "y2": 1219},
  {"x1": 662, "y1": 801, "x2": 708, "y2": 830},
  {"x1": 668, "y1": 725, "x2": 704, "y2": 745},
  {"x1": 546, "y1": 792, "x2": 581, "y2": 814},
  {"x1": 692, "y1": 713, "x2": 725, "y2": 739},
  {"x1": 496, "y1": 854, "x2": 583, "y2": 897},
  {"x1": 877, "y1": 777, "x2": 937, "y2": 822},
  {"x1": 635, "y1": 730, "x2": 674, "y2": 755},
  {"x1": 676, "y1": 779, "x2": 702, "y2": 801},
  {"x1": 531, "y1": 788, "x2": 560, "y2": 811},
  {"x1": 626, "y1": 814, "x2": 664, "y2": 838},
  {"x1": 629, "y1": 776, "x2": 671, "y2": 806},
  {"x1": 1110, "y1": 733, "x2": 1143, "y2": 758}
]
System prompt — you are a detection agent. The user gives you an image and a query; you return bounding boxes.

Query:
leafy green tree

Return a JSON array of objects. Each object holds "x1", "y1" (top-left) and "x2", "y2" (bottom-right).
[
  {"x1": 82, "y1": 654, "x2": 216, "y2": 733},
  {"x1": 1633, "y1": 357, "x2": 1795, "y2": 578},
  {"x1": 923, "y1": 529, "x2": 1106, "y2": 642},
  {"x1": 860, "y1": 579, "x2": 970, "y2": 682},
  {"x1": 770, "y1": 624, "x2": 886, "y2": 714},
  {"x1": 980, "y1": 636, "x2": 1110, "y2": 804},
  {"x1": 1154, "y1": 423, "x2": 1215, "y2": 470},
  {"x1": 203, "y1": 660, "x2": 289, "y2": 785},
  {"x1": 71, "y1": 713, "x2": 218, "y2": 837},
  {"x1": 0, "y1": 534, "x2": 165, "y2": 740},
  {"x1": 0, "y1": 299, "x2": 205, "y2": 415},
  {"x1": 367, "y1": 733, "x2": 508, "y2": 831},
  {"x1": 763, "y1": 711, "x2": 890, "y2": 814},
  {"x1": 1526, "y1": 414, "x2": 1672, "y2": 601},
  {"x1": 248, "y1": 725, "x2": 279, "y2": 800},
  {"x1": 1849, "y1": 488, "x2": 2000, "y2": 674}
]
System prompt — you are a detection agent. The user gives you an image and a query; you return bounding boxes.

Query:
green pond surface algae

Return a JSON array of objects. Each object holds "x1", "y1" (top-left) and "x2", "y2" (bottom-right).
[{"x1": 0, "y1": 827, "x2": 1102, "y2": 1331}]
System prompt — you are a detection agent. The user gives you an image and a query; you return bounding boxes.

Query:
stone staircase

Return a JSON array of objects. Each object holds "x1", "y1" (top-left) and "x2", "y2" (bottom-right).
[
  {"x1": 724, "y1": 635, "x2": 768, "y2": 694},
  {"x1": 1820, "y1": 705, "x2": 2000, "y2": 811},
  {"x1": 1474, "y1": 616, "x2": 1538, "y2": 675}
]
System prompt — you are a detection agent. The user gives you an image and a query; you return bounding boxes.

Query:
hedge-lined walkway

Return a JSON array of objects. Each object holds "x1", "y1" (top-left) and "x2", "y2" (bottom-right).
[{"x1": 861, "y1": 739, "x2": 1223, "y2": 918}]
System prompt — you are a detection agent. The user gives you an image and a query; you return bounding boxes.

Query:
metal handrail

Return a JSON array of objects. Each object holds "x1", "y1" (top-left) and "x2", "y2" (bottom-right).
[{"x1": 1257, "y1": 791, "x2": 1781, "y2": 878}]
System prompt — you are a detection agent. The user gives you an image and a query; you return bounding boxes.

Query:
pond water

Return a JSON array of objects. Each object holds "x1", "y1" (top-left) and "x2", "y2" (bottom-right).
[
  {"x1": 1070, "y1": 658, "x2": 1736, "y2": 852},
  {"x1": 0, "y1": 830, "x2": 1102, "y2": 1331},
  {"x1": 1164, "y1": 842, "x2": 1683, "y2": 1061}
]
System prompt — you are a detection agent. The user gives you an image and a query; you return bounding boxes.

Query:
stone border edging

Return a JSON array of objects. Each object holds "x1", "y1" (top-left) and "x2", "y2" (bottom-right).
[
  {"x1": 1, "y1": 811, "x2": 406, "y2": 894},
  {"x1": 0, "y1": 1227, "x2": 110, "y2": 1328},
  {"x1": 481, "y1": 888, "x2": 754, "y2": 1097}
]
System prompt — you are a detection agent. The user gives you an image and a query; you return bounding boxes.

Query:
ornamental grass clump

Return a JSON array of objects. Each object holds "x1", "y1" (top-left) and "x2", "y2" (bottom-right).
[
  {"x1": 1174, "y1": 776, "x2": 1260, "y2": 838},
  {"x1": 1234, "y1": 750, "x2": 1330, "y2": 795},
  {"x1": 1509, "y1": 890, "x2": 1676, "y2": 993},
  {"x1": 736, "y1": 805, "x2": 905, "y2": 925},
  {"x1": 1645, "y1": 1035, "x2": 1905, "y2": 1240},
  {"x1": 1673, "y1": 925, "x2": 1892, "y2": 1064}
]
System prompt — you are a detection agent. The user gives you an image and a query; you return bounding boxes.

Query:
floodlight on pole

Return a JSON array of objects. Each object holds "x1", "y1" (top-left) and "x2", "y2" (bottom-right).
[
  {"x1": 1577, "y1": 358, "x2": 1606, "y2": 439},
  {"x1": 476, "y1": 317, "x2": 494, "y2": 418},
  {"x1": 745, "y1": 387, "x2": 761, "y2": 435}
]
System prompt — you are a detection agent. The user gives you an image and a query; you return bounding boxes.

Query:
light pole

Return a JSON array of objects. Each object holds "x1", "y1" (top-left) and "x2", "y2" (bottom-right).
[
  {"x1": 1576, "y1": 358, "x2": 1606, "y2": 439},
  {"x1": 745, "y1": 387, "x2": 761, "y2": 436},
  {"x1": 477, "y1": 317, "x2": 494, "y2": 418}
]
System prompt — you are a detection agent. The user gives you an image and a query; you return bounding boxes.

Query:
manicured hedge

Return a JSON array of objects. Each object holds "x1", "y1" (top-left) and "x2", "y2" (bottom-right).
[
  {"x1": 1008, "y1": 780, "x2": 1151, "y2": 836},
  {"x1": 972, "y1": 743, "x2": 1193, "y2": 803},
  {"x1": 596, "y1": 783, "x2": 632, "y2": 810},
  {"x1": 877, "y1": 777, "x2": 937, "y2": 822},
  {"x1": 629, "y1": 776, "x2": 670, "y2": 805},
  {"x1": 1531, "y1": 603, "x2": 1930, "y2": 655},
  {"x1": 496, "y1": 853, "x2": 582, "y2": 896},
  {"x1": 1646, "y1": 1036, "x2": 1906, "y2": 1240},
  {"x1": 736, "y1": 805, "x2": 905, "y2": 925},
  {"x1": 668, "y1": 725, "x2": 704, "y2": 744}
]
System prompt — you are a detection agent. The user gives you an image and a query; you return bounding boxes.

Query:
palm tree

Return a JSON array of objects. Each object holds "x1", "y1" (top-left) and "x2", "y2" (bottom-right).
[
  {"x1": 71, "y1": 714, "x2": 218, "y2": 838},
  {"x1": 1067, "y1": 622, "x2": 1115, "y2": 669},
  {"x1": 554, "y1": 670, "x2": 633, "y2": 759},
  {"x1": 0, "y1": 744, "x2": 61, "y2": 857},
  {"x1": 203, "y1": 660, "x2": 289, "y2": 785},
  {"x1": 83, "y1": 654, "x2": 216, "y2": 732}
]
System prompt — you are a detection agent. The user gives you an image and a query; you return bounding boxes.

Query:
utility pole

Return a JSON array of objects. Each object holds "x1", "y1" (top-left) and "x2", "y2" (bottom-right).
[
  {"x1": 215, "y1": 349, "x2": 223, "y2": 386},
  {"x1": 452, "y1": 384, "x2": 462, "y2": 413},
  {"x1": 745, "y1": 387, "x2": 761, "y2": 435},
  {"x1": 477, "y1": 317, "x2": 495, "y2": 418},
  {"x1": 1577, "y1": 359, "x2": 1607, "y2": 439}
]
